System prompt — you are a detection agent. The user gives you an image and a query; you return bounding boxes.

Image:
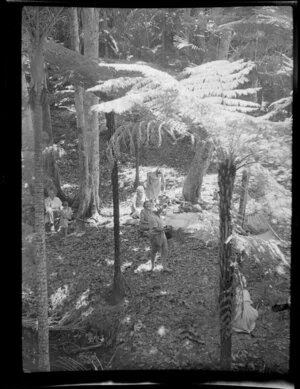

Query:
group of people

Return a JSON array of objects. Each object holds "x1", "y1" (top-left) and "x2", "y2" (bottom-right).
[
  {"x1": 130, "y1": 168, "x2": 171, "y2": 272},
  {"x1": 44, "y1": 189, "x2": 73, "y2": 235}
]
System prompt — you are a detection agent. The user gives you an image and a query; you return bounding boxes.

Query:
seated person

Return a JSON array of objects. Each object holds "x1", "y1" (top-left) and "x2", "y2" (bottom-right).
[
  {"x1": 139, "y1": 200, "x2": 153, "y2": 235},
  {"x1": 130, "y1": 185, "x2": 146, "y2": 218},
  {"x1": 59, "y1": 201, "x2": 73, "y2": 237},
  {"x1": 144, "y1": 168, "x2": 165, "y2": 204},
  {"x1": 45, "y1": 188, "x2": 62, "y2": 232}
]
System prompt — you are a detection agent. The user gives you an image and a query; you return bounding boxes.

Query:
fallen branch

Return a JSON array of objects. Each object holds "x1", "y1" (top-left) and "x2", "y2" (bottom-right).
[{"x1": 67, "y1": 342, "x2": 105, "y2": 355}]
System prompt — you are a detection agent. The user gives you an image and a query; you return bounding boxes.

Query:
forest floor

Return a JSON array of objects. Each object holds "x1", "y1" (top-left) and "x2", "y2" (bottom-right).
[{"x1": 22, "y1": 112, "x2": 290, "y2": 373}]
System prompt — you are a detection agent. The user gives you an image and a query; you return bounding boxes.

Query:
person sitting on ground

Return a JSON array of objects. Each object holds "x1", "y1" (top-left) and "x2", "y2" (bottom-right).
[
  {"x1": 59, "y1": 201, "x2": 73, "y2": 237},
  {"x1": 45, "y1": 188, "x2": 62, "y2": 232},
  {"x1": 144, "y1": 168, "x2": 165, "y2": 204},
  {"x1": 139, "y1": 200, "x2": 153, "y2": 235},
  {"x1": 130, "y1": 185, "x2": 146, "y2": 218}
]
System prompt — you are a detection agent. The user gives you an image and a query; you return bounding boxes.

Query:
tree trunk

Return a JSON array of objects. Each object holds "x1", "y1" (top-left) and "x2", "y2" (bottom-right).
[
  {"x1": 69, "y1": 8, "x2": 101, "y2": 218},
  {"x1": 238, "y1": 170, "x2": 249, "y2": 228},
  {"x1": 41, "y1": 82, "x2": 67, "y2": 201},
  {"x1": 134, "y1": 140, "x2": 140, "y2": 189},
  {"x1": 22, "y1": 62, "x2": 35, "y2": 196},
  {"x1": 106, "y1": 112, "x2": 125, "y2": 304},
  {"x1": 69, "y1": 8, "x2": 89, "y2": 212},
  {"x1": 182, "y1": 139, "x2": 213, "y2": 204},
  {"x1": 217, "y1": 29, "x2": 232, "y2": 60},
  {"x1": 218, "y1": 156, "x2": 236, "y2": 371},
  {"x1": 80, "y1": 8, "x2": 101, "y2": 219},
  {"x1": 30, "y1": 40, "x2": 50, "y2": 372}
]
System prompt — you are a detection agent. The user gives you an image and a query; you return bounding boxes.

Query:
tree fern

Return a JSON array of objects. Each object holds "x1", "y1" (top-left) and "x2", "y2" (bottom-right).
[{"x1": 178, "y1": 59, "x2": 261, "y2": 113}]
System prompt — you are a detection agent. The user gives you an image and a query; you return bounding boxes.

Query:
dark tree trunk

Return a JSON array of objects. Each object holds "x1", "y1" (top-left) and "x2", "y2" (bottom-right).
[
  {"x1": 106, "y1": 112, "x2": 125, "y2": 304},
  {"x1": 218, "y1": 156, "x2": 236, "y2": 371},
  {"x1": 238, "y1": 170, "x2": 249, "y2": 228}
]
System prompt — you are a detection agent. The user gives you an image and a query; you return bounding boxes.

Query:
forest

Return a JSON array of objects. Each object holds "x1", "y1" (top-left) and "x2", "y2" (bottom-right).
[{"x1": 21, "y1": 6, "x2": 292, "y2": 375}]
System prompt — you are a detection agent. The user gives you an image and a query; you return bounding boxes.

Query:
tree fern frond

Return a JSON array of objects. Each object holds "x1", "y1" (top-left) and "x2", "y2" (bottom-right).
[
  {"x1": 233, "y1": 232, "x2": 289, "y2": 273},
  {"x1": 173, "y1": 34, "x2": 205, "y2": 52},
  {"x1": 91, "y1": 93, "x2": 143, "y2": 114},
  {"x1": 86, "y1": 76, "x2": 144, "y2": 98}
]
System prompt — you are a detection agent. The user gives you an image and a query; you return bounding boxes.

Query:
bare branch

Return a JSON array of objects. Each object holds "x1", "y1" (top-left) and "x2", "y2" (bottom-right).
[{"x1": 41, "y1": 7, "x2": 64, "y2": 41}]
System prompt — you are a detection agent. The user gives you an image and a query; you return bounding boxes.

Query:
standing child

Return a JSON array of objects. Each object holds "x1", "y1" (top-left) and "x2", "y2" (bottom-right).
[{"x1": 60, "y1": 201, "x2": 73, "y2": 237}]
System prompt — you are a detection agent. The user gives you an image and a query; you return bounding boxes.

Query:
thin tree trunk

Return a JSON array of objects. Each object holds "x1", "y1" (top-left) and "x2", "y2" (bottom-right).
[
  {"x1": 217, "y1": 29, "x2": 232, "y2": 60},
  {"x1": 182, "y1": 139, "x2": 213, "y2": 204},
  {"x1": 238, "y1": 170, "x2": 249, "y2": 228},
  {"x1": 218, "y1": 156, "x2": 236, "y2": 371},
  {"x1": 134, "y1": 140, "x2": 140, "y2": 189},
  {"x1": 22, "y1": 62, "x2": 35, "y2": 196},
  {"x1": 30, "y1": 40, "x2": 50, "y2": 372},
  {"x1": 41, "y1": 82, "x2": 67, "y2": 201},
  {"x1": 106, "y1": 112, "x2": 125, "y2": 304}
]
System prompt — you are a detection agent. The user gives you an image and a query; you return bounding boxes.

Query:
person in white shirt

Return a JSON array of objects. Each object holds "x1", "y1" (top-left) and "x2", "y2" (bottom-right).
[
  {"x1": 144, "y1": 169, "x2": 165, "y2": 204},
  {"x1": 45, "y1": 189, "x2": 62, "y2": 232},
  {"x1": 130, "y1": 186, "x2": 146, "y2": 218}
]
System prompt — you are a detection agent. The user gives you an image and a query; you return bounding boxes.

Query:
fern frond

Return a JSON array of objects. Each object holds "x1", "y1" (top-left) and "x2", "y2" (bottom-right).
[
  {"x1": 233, "y1": 232, "x2": 289, "y2": 273},
  {"x1": 86, "y1": 76, "x2": 144, "y2": 98},
  {"x1": 91, "y1": 93, "x2": 143, "y2": 114},
  {"x1": 173, "y1": 34, "x2": 205, "y2": 52}
]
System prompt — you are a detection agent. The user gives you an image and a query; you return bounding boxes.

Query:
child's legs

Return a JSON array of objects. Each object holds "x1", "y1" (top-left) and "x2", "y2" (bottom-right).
[
  {"x1": 149, "y1": 235, "x2": 160, "y2": 270},
  {"x1": 47, "y1": 210, "x2": 54, "y2": 225},
  {"x1": 160, "y1": 233, "x2": 169, "y2": 268}
]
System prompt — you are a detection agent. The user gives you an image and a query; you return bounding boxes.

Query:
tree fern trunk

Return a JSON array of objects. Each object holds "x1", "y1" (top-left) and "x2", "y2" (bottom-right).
[
  {"x1": 183, "y1": 139, "x2": 213, "y2": 204},
  {"x1": 30, "y1": 41, "x2": 50, "y2": 372},
  {"x1": 106, "y1": 112, "x2": 125, "y2": 304},
  {"x1": 218, "y1": 156, "x2": 236, "y2": 370}
]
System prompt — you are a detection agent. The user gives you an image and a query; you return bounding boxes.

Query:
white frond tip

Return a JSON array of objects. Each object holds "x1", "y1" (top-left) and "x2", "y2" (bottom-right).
[
  {"x1": 90, "y1": 94, "x2": 143, "y2": 114},
  {"x1": 86, "y1": 77, "x2": 143, "y2": 95}
]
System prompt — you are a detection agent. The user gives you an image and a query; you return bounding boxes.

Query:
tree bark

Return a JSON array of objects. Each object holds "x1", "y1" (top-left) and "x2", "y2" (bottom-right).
[
  {"x1": 217, "y1": 29, "x2": 232, "y2": 60},
  {"x1": 134, "y1": 140, "x2": 140, "y2": 189},
  {"x1": 218, "y1": 156, "x2": 236, "y2": 371},
  {"x1": 29, "y1": 39, "x2": 50, "y2": 372},
  {"x1": 238, "y1": 170, "x2": 249, "y2": 228},
  {"x1": 69, "y1": 8, "x2": 89, "y2": 213},
  {"x1": 106, "y1": 112, "x2": 125, "y2": 304},
  {"x1": 41, "y1": 82, "x2": 67, "y2": 201},
  {"x1": 22, "y1": 62, "x2": 35, "y2": 196},
  {"x1": 81, "y1": 8, "x2": 101, "y2": 219},
  {"x1": 182, "y1": 139, "x2": 213, "y2": 204},
  {"x1": 69, "y1": 8, "x2": 101, "y2": 218}
]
